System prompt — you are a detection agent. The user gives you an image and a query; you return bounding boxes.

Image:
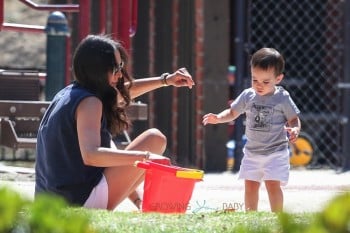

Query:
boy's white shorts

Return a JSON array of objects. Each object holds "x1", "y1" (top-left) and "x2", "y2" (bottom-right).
[
  {"x1": 84, "y1": 174, "x2": 108, "y2": 209},
  {"x1": 238, "y1": 148, "x2": 290, "y2": 186}
]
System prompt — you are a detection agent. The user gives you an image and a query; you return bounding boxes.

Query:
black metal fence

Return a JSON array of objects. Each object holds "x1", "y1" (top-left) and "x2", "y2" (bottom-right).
[{"x1": 245, "y1": 0, "x2": 347, "y2": 168}]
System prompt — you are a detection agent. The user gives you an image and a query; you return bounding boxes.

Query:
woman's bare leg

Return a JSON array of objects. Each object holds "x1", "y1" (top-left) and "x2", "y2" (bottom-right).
[{"x1": 104, "y1": 128, "x2": 167, "y2": 210}]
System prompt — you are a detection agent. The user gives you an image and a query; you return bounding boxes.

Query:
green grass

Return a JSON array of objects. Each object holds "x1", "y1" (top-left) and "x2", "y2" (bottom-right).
[
  {"x1": 2, "y1": 187, "x2": 349, "y2": 233},
  {"x1": 78, "y1": 209, "x2": 314, "y2": 233}
]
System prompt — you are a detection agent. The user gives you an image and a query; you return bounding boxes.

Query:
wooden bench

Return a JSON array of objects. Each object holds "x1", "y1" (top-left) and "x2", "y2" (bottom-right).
[
  {"x1": 0, "y1": 70, "x2": 44, "y2": 101},
  {"x1": 0, "y1": 100, "x2": 148, "y2": 160},
  {"x1": 0, "y1": 100, "x2": 50, "y2": 160}
]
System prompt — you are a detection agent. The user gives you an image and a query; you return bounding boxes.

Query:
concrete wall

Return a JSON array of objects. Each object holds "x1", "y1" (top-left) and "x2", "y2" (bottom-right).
[{"x1": 202, "y1": 0, "x2": 231, "y2": 171}]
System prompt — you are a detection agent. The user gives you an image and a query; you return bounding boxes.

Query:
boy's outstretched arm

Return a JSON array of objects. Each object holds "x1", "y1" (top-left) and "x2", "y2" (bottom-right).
[{"x1": 202, "y1": 108, "x2": 240, "y2": 125}]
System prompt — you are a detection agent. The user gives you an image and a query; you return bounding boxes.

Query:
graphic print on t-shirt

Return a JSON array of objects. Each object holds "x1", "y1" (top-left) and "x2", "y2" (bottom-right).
[{"x1": 249, "y1": 103, "x2": 273, "y2": 131}]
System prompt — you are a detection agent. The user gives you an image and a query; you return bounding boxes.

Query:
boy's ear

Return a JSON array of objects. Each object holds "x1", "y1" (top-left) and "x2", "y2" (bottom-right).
[{"x1": 276, "y1": 73, "x2": 284, "y2": 83}]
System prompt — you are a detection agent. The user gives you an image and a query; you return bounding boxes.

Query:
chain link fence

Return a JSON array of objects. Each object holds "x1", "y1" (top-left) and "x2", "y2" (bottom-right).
[{"x1": 246, "y1": 0, "x2": 345, "y2": 168}]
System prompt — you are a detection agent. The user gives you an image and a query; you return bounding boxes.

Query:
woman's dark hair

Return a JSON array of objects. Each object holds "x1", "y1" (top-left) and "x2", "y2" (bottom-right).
[
  {"x1": 72, "y1": 34, "x2": 133, "y2": 135},
  {"x1": 250, "y1": 48, "x2": 285, "y2": 76}
]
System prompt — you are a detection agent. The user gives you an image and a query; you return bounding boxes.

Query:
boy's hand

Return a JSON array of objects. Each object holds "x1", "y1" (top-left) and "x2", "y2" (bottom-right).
[
  {"x1": 202, "y1": 113, "x2": 219, "y2": 125},
  {"x1": 285, "y1": 126, "x2": 299, "y2": 143}
]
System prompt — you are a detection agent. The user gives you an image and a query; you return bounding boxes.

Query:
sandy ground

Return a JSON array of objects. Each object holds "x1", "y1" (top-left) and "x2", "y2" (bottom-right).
[
  {"x1": 189, "y1": 169, "x2": 350, "y2": 213},
  {"x1": 1, "y1": 165, "x2": 349, "y2": 213}
]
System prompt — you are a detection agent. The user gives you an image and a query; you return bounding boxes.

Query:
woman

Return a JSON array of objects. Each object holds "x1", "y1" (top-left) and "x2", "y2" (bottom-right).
[{"x1": 35, "y1": 34, "x2": 194, "y2": 210}]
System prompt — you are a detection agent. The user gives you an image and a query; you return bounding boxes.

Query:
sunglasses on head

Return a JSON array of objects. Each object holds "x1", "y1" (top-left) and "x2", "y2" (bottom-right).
[{"x1": 113, "y1": 61, "x2": 124, "y2": 75}]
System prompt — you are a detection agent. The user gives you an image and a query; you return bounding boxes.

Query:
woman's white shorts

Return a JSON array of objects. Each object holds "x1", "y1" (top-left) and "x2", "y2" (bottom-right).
[
  {"x1": 238, "y1": 148, "x2": 290, "y2": 186},
  {"x1": 83, "y1": 174, "x2": 108, "y2": 209}
]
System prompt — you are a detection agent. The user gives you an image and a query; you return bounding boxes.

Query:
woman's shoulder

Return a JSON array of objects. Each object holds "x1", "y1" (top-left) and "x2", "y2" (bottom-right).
[
  {"x1": 71, "y1": 82, "x2": 93, "y2": 94},
  {"x1": 53, "y1": 83, "x2": 101, "y2": 110},
  {"x1": 78, "y1": 95, "x2": 102, "y2": 107},
  {"x1": 69, "y1": 82, "x2": 99, "y2": 101},
  {"x1": 73, "y1": 89, "x2": 102, "y2": 111}
]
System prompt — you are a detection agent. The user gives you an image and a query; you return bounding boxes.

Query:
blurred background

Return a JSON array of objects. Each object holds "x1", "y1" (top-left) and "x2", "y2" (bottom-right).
[{"x1": 0, "y1": 0, "x2": 349, "y2": 173}]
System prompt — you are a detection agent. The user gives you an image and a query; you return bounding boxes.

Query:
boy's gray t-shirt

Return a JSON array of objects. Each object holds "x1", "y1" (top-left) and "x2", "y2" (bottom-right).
[{"x1": 230, "y1": 86, "x2": 300, "y2": 155}]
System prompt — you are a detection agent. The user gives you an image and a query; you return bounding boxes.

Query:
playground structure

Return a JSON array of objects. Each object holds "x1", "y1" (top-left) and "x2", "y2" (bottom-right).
[
  {"x1": 0, "y1": 0, "x2": 144, "y2": 160},
  {"x1": 1, "y1": 1, "x2": 349, "y2": 171},
  {"x1": 0, "y1": 0, "x2": 138, "y2": 46},
  {"x1": 0, "y1": 0, "x2": 138, "y2": 95}
]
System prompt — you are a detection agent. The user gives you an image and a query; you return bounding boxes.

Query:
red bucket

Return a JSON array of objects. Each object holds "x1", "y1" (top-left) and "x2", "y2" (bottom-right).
[{"x1": 136, "y1": 161, "x2": 204, "y2": 213}]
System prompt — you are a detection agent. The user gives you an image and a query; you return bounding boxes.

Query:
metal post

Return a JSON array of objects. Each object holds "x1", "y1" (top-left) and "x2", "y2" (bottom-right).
[
  {"x1": 99, "y1": 0, "x2": 107, "y2": 34},
  {"x1": 342, "y1": 0, "x2": 350, "y2": 172},
  {"x1": 78, "y1": 0, "x2": 90, "y2": 41},
  {"x1": 0, "y1": 0, "x2": 4, "y2": 31},
  {"x1": 45, "y1": 11, "x2": 69, "y2": 101},
  {"x1": 232, "y1": 0, "x2": 246, "y2": 172},
  {"x1": 111, "y1": 0, "x2": 119, "y2": 39},
  {"x1": 119, "y1": 0, "x2": 131, "y2": 51},
  {"x1": 130, "y1": 0, "x2": 138, "y2": 37}
]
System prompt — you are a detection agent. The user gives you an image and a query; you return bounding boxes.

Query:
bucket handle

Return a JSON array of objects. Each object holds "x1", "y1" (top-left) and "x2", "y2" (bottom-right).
[
  {"x1": 135, "y1": 161, "x2": 204, "y2": 180},
  {"x1": 134, "y1": 161, "x2": 150, "y2": 169},
  {"x1": 176, "y1": 170, "x2": 204, "y2": 180}
]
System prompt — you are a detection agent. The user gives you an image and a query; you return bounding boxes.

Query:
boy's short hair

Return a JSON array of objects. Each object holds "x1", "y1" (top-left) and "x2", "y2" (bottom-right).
[{"x1": 250, "y1": 48, "x2": 285, "y2": 76}]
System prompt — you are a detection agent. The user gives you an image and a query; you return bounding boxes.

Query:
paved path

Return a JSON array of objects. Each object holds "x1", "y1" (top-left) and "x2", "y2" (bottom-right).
[
  {"x1": 189, "y1": 169, "x2": 350, "y2": 213},
  {"x1": 1, "y1": 166, "x2": 350, "y2": 213}
]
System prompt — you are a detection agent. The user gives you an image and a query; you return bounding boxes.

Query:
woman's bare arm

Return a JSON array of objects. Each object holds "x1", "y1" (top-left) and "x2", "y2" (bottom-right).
[
  {"x1": 76, "y1": 96, "x2": 147, "y2": 167},
  {"x1": 128, "y1": 68, "x2": 194, "y2": 99}
]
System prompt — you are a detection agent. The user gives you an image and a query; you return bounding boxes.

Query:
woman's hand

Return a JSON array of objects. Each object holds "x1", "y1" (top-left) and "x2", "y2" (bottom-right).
[
  {"x1": 166, "y1": 68, "x2": 195, "y2": 89},
  {"x1": 147, "y1": 152, "x2": 171, "y2": 165}
]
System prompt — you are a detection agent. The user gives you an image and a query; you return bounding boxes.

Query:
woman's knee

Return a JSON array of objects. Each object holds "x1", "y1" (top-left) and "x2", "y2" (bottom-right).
[
  {"x1": 125, "y1": 128, "x2": 166, "y2": 153},
  {"x1": 144, "y1": 128, "x2": 167, "y2": 153},
  {"x1": 145, "y1": 128, "x2": 167, "y2": 145}
]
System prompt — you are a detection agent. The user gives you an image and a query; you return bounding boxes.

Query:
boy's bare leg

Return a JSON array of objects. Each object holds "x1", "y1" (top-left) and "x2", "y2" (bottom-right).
[
  {"x1": 265, "y1": 180, "x2": 283, "y2": 212},
  {"x1": 244, "y1": 180, "x2": 260, "y2": 211}
]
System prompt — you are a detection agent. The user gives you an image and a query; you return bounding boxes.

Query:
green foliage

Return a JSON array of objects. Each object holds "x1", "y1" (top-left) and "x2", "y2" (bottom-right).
[
  {"x1": 317, "y1": 192, "x2": 350, "y2": 233},
  {"x1": 0, "y1": 187, "x2": 97, "y2": 233},
  {"x1": 0, "y1": 187, "x2": 28, "y2": 232},
  {"x1": 84, "y1": 210, "x2": 282, "y2": 233},
  {"x1": 279, "y1": 192, "x2": 350, "y2": 233},
  {"x1": 28, "y1": 194, "x2": 96, "y2": 233},
  {"x1": 1, "y1": 186, "x2": 349, "y2": 233},
  {"x1": 279, "y1": 212, "x2": 310, "y2": 233}
]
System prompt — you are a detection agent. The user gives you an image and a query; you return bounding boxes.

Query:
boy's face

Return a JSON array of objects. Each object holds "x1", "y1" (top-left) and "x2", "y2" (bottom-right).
[{"x1": 251, "y1": 67, "x2": 283, "y2": 96}]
